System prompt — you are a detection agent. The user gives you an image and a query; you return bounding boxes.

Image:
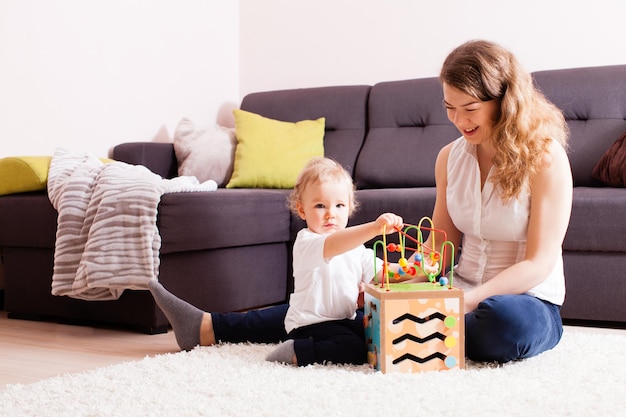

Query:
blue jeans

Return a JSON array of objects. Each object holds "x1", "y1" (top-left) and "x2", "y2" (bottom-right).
[
  {"x1": 465, "y1": 294, "x2": 563, "y2": 363},
  {"x1": 212, "y1": 305, "x2": 366, "y2": 365},
  {"x1": 212, "y1": 294, "x2": 563, "y2": 364},
  {"x1": 212, "y1": 304, "x2": 289, "y2": 344},
  {"x1": 289, "y1": 314, "x2": 367, "y2": 366}
]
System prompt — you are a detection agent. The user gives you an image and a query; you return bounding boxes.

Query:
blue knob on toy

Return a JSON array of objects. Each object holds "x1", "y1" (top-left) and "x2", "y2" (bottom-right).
[
  {"x1": 414, "y1": 253, "x2": 422, "y2": 262},
  {"x1": 439, "y1": 277, "x2": 449, "y2": 286}
]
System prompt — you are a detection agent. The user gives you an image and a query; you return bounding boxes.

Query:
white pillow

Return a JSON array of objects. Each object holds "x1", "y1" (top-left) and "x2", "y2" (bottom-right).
[{"x1": 173, "y1": 118, "x2": 237, "y2": 187}]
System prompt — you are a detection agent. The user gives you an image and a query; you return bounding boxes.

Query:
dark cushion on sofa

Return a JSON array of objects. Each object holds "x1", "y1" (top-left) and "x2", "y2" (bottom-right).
[
  {"x1": 0, "y1": 193, "x2": 57, "y2": 248},
  {"x1": 158, "y1": 188, "x2": 291, "y2": 254},
  {"x1": 592, "y1": 131, "x2": 626, "y2": 187},
  {"x1": 355, "y1": 77, "x2": 458, "y2": 189},
  {"x1": 533, "y1": 65, "x2": 626, "y2": 187},
  {"x1": 351, "y1": 188, "x2": 437, "y2": 226},
  {"x1": 113, "y1": 142, "x2": 178, "y2": 179},
  {"x1": 563, "y1": 187, "x2": 626, "y2": 252}
]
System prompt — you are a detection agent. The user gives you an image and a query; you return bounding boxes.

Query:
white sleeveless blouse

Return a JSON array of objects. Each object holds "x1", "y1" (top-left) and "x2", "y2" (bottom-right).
[{"x1": 446, "y1": 137, "x2": 565, "y2": 305}]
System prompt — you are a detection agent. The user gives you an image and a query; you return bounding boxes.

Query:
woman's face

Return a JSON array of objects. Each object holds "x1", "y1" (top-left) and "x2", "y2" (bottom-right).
[{"x1": 442, "y1": 82, "x2": 499, "y2": 146}]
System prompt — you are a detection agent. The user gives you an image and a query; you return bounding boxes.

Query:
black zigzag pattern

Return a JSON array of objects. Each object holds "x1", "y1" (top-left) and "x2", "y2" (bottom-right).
[
  {"x1": 392, "y1": 332, "x2": 446, "y2": 345},
  {"x1": 392, "y1": 312, "x2": 446, "y2": 325},
  {"x1": 392, "y1": 352, "x2": 447, "y2": 365}
]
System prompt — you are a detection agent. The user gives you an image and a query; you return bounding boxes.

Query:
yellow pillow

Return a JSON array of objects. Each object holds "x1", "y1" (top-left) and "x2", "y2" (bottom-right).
[
  {"x1": 226, "y1": 109, "x2": 325, "y2": 188},
  {"x1": 0, "y1": 156, "x2": 52, "y2": 196},
  {"x1": 0, "y1": 155, "x2": 115, "y2": 196}
]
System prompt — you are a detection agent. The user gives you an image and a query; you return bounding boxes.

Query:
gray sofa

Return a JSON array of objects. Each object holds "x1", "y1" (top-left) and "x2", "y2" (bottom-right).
[{"x1": 1, "y1": 64, "x2": 624, "y2": 333}]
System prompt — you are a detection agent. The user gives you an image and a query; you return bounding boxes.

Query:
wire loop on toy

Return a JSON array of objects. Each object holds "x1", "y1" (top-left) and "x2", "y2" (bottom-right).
[{"x1": 373, "y1": 218, "x2": 455, "y2": 290}]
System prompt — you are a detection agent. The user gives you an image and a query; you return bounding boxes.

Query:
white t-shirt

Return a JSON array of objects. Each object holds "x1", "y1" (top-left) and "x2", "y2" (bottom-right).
[
  {"x1": 446, "y1": 136, "x2": 565, "y2": 305},
  {"x1": 284, "y1": 228, "x2": 380, "y2": 333}
]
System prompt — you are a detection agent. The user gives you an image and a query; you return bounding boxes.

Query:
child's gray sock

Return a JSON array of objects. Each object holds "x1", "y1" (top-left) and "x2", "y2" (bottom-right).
[
  {"x1": 265, "y1": 339, "x2": 296, "y2": 364},
  {"x1": 148, "y1": 279, "x2": 203, "y2": 351}
]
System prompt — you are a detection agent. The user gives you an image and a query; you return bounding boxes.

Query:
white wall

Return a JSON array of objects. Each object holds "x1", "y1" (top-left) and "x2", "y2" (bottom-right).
[
  {"x1": 0, "y1": 0, "x2": 239, "y2": 157},
  {"x1": 1, "y1": 0, "x2": 624, "y2": 158},
  {"x1": 240, "y1": 0, "x2": 626, "y2": 97}
]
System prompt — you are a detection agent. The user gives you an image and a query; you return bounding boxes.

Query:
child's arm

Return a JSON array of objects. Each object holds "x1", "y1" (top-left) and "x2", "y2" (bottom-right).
[{"x1": 323, "y1": 213, "x2": 403, "y2": 259}]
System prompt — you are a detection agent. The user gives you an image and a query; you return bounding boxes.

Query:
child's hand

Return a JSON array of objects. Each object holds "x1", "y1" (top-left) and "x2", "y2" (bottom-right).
[{"x1": 375, "y1": 213, "x2": 404, "y2": 235}]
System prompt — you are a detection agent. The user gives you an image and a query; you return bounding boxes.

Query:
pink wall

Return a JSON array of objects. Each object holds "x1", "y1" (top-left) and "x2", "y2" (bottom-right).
[
  {"x1": 239, "y1": 0, "x2": 625, "y2": 97},
  {"x1": 1, "y1": 0, "x2": 623, "y2": 158},
  {"x1": 0, "y1": 1, "x2": 239, "y2": 157}
]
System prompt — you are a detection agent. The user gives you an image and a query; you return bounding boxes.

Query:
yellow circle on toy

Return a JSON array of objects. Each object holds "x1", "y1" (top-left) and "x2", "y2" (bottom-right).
[{"x1": 445, "y1": 336, "x2": 457, "y2": 348}]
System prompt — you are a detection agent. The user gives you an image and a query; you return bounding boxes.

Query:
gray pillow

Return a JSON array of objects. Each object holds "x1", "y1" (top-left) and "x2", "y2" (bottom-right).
[{"x1": 173, "y1": 118, "x2": 236, "y2": 187}]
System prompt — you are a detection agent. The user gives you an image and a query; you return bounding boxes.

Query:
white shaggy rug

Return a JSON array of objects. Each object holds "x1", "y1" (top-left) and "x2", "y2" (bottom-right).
[{"x1": 1, "y1": 329, "x2": 625, "y2": 417}]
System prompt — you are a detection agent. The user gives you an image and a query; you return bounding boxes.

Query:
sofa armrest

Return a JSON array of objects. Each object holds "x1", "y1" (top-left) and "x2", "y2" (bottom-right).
[{"x1": 112, "y1": 142, "x2": 179, "y2": 179}]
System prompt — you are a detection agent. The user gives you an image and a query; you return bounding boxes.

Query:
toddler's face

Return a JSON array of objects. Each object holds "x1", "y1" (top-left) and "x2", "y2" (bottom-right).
[{"x1": 296, "y1": 179, "x2": 351, "y2": 235}]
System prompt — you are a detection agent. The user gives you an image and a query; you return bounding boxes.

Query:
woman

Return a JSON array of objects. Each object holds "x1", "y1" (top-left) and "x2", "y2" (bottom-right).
[
  {"x1": 149, "y1": 39, "x2": 572, "y2": 363},
  {"x1": 435, "y1": 39, "x2": 571, "y2": 361}
]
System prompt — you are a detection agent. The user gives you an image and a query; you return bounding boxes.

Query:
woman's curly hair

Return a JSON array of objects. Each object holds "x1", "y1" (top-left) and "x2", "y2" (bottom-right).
[{"x1": 440, "y1": 40, "x2": 569, "y2": 201}]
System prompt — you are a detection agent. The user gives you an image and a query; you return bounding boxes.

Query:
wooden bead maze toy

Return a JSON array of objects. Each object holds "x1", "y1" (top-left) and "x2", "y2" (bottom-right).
[{"x1": 364, "y1": 217, "x2": 464, "y2": 373}]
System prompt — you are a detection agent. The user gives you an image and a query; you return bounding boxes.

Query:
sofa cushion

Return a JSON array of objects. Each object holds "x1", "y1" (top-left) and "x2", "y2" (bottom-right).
[
  {"x1": 563, "y1": 187, "x2": 626, "y2": 252},
  {"x1": 157, "y1": 188, "x2": 291, "y2": 254},
  {"x1": 158, "y1": 243, "x2": 290, "y2": 314},
  {"x1": 0, "y1": 193, "x2": 58, "y2": 248},
  {"x1": 564, "y1": 120, "x2": 626, "y2": 187},
  {"x1": 350, "y1": 188, "x2": 437, "y2": 227},
  {"x1": 532, "y1": 65, "x2": 626, "y2": 187},
  {"x1": 239, "y1": 85, "x2": 371, "y2": 177},
  {"x1": 173, "y1": 118, "x2": 237, "y2": 187},
  {"x1": 0, "y1": 156, "x2": 51, "y2": 195},
  {"x1": 591, "y1": 131, "x2": 626, "y2": 187},
  {"x1": 355, "y1": 77, "x2": 458, "y2": 189},
  {"x1": 226, "y1": 110, "x2": 324, "y2": 189},
  {"x1": 113, "y1": 142, "x2": 179, "y2": 179}
]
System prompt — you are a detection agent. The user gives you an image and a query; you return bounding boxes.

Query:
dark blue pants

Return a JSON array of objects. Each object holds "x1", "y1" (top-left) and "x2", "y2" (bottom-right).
[
  {"x1": 465, "y1": 294, "x2": 563, "y2": 363},
  {"x1": 212, "y1": 305, "x2": 366, "y2": 366},
  {"x1": 288, "y1": 313, "x2": 367, "y2": 366},
  {"x1": 212, "y1": 304, "x2": 290, "y2": 344},
  {"x1": 212, "y1": 294, "x2": 563, "y2": 364}
]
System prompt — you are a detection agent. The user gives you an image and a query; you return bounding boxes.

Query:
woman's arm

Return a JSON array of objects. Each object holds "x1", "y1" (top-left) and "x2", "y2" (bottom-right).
[
  {"x1": 464, "y1": 141, "x2": 573, "y2": 311},
  {"x1": 430, "y1": 143, "x2": 463, "y2": 265}
]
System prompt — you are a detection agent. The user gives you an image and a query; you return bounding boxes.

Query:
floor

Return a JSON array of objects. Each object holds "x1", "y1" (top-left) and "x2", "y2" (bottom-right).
[
  {"x1": 0, "y1": 310, "x2": 624, "y2": 389},
  {"x1": 0, "y1": 311, "x2": 178, "y2": 389}
]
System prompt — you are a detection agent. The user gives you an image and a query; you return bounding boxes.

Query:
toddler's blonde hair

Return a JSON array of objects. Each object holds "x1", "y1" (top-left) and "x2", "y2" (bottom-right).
[{"x1": 288, "y1": 157, "x2": 358, "y2": 216}]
